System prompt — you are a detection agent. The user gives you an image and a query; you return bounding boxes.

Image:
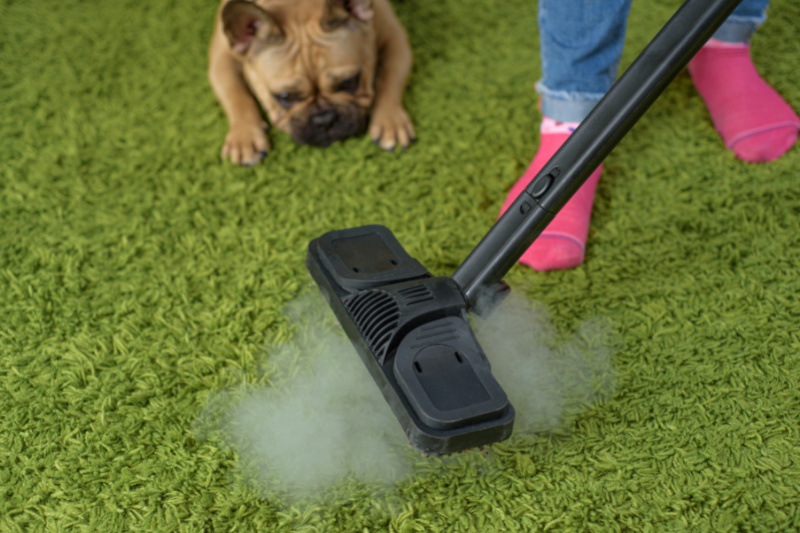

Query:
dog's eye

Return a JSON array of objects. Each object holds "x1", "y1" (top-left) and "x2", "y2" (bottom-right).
[
  {"x1": 336, "y1": 73, "x2": 361, "y2": 94},
  {"x1": 273, "y1": 92, "x2": 300, "y2": 109}
]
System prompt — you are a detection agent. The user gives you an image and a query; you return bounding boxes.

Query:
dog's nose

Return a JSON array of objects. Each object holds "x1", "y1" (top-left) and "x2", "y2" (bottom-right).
[{"x1": 311, "y1": 108, "x2": 338, "y2": 128}]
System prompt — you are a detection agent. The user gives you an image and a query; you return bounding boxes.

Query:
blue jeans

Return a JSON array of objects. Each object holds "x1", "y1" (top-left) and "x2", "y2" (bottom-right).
[{"x1": 537, "y1": 0, "x2": 771, "y2": 122}]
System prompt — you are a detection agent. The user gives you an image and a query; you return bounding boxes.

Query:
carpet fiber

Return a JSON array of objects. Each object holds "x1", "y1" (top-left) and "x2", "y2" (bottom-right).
[{"x1": 2, "y1": 0, "x2": 799, "y2": 530}]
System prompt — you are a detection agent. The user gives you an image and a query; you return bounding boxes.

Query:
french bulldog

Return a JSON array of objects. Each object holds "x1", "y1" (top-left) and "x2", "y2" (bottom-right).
[{"x1": 209, "y1": 0, "x2": 415, "y2": 166}]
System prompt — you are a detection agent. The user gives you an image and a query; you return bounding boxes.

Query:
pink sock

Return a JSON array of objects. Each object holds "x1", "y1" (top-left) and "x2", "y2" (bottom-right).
[
  {"x1": 499, "y1": 118, "x2": 602, "y2": 271},
  {"x1": 688, "y1": 40, "x2": 800, "y2": 163}
]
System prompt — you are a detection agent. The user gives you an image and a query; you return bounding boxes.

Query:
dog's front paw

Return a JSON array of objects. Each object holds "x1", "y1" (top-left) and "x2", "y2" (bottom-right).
[
  {"x1": 369, "y1": 105, "x2": 415, "y2": 151},
  {"x1": 221, "y1": 122, "x2": 270, "y2": 166}
]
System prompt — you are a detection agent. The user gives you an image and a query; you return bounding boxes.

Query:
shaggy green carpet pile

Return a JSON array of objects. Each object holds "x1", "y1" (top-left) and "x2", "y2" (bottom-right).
[{"x1": 2, "y1": 0, "x2": 799, "y2": 530}]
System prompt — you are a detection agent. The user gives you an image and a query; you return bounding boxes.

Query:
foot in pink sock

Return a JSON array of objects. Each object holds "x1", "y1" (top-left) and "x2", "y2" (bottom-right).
[
  {"x1": 688, "y1": 41, "x2": 800, "y2": 163},
  {"x1": 499, "y1": 119, "x2": 602, "y2": 271}
]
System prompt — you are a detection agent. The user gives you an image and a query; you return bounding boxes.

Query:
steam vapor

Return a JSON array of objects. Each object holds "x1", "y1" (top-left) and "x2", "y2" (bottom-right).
[{"x1": 194, "y1": 290, "x2": 616, "y2": 501}]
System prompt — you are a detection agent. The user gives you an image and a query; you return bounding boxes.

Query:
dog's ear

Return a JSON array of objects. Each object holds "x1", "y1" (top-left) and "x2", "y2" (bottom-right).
[
  {"x1": 324, "y1": 0, "x2": 374, "y2": 30},
  {"x1": 222, "y1": 0, "x2": 284, "y2": 54}
]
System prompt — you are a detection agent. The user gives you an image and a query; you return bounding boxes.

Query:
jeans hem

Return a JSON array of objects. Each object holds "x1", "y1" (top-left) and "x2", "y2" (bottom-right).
[
  {"x1": 536, "y1": 81, "x2": 604, "y2": 122},
  {"x1": 712, "y1": 14, "x2": 766, "y2": 43}
]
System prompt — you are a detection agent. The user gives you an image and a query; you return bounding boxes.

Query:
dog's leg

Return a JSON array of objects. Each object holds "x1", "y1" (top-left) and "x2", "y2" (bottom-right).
[
  {"x1": 209, "y1": 26, "x2": 270, "y2": 166},
  {"x1": 369, "y1": 3, "x2": 415, "y2": 151}
]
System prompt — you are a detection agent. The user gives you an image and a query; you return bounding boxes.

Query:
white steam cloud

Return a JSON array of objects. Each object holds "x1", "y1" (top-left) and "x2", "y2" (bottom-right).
[
  {"x1": 472, "y1": 292, "x2": 617, "y2": 434},
  {"x1": 194, "y1": 290, "x2": 616, "y2": 502}
]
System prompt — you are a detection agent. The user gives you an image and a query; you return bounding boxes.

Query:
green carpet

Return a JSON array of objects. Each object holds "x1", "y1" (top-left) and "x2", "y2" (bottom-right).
[{"x1": 3, "y1": 0, "x2": 800, "y2": 530}]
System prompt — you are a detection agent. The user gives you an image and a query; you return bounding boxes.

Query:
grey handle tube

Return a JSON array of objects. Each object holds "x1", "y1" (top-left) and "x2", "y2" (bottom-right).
[{"x1": 453, "y1": 0, "x2": 742, "y2": 308}]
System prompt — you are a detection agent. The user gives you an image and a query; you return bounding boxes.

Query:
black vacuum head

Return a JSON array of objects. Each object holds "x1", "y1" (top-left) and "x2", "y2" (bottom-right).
[
  {"x1": 304, "y1": 0, "x2": 743, "y2": 457},
  {"x1": 306, "y1": 225, "x2": 514, "y2": 455}
]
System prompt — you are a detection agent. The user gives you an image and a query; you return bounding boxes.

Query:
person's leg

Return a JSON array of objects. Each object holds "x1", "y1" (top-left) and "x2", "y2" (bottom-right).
[
  {"x1": 500, "y1": 0, "x2": 631, "y2": 271},
  {"x1": 536, "y1": 0, "x2": 631, "y2": 123},
  {"x1": 688, "y1": 0, "x2": 800, "y2": 162}
]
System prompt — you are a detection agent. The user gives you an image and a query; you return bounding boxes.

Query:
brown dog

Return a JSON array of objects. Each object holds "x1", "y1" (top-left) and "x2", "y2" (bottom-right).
[{"x1": 209, "y1": 0, "x2": 414, "y2": 166}]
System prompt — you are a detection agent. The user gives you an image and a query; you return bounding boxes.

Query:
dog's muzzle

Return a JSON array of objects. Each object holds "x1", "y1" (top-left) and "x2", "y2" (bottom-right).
[{"x1": 292, "y1": 105, "x2": 369, "y2": 147}]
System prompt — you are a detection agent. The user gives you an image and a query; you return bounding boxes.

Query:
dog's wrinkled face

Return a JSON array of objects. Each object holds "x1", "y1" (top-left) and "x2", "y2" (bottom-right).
[{"x1": 223, "y1": 0, "x2": 377, "y2": 147}]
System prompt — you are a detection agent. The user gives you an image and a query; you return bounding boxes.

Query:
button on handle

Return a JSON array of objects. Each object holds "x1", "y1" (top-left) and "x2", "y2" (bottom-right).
[{"x1": 525, "y1": 167, "x2": 560, "y2": 199}]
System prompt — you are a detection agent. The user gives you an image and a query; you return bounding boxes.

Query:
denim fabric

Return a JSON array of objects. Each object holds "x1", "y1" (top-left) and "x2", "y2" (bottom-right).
[
  {"x1": 713, "y1": 0, "x2": 770, "y2": 43},
  {"x1": 537, "y1": 0, "x2": 771, "y2": 122}
]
